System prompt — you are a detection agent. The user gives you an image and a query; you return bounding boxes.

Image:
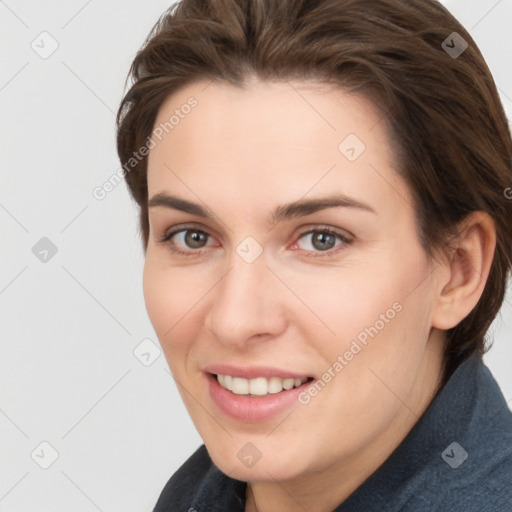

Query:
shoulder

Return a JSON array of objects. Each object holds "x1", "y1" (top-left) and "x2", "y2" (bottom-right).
[
  {"x1": 435, "y1": 441, "x2": 512, "y2": 510},
  {"x1": 152, "y1": 444, "x2": 247, "y2": 512},
  {"x1": 341, "y1": 356, "x2": 512, "y2": 512},
  {"x1": 416, "y1": 359, "x2": 512, "y2": 511},
  {"x1": 152, "y1": 444, "x2": 213, "y2": 512}
]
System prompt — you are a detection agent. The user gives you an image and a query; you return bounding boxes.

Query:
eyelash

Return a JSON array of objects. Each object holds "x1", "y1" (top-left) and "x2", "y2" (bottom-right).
[{"x1": 157, "y1": 224, "x2": 353, "y2": 258}]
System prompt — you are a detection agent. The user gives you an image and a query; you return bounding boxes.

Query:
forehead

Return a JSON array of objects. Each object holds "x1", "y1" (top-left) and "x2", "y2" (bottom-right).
[{"x1": 146, "y1": 78, "x2": 411, "y2": 219}]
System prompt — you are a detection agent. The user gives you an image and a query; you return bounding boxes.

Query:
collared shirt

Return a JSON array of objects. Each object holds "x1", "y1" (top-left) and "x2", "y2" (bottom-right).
[{"x1": 153, "y1": 355, "x2": 512, "y2": 511}]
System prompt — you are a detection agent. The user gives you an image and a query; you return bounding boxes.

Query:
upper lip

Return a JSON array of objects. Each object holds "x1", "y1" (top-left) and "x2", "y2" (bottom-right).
[{"x1": 204, "y1": 364, "x2": 312, "y2": 380}]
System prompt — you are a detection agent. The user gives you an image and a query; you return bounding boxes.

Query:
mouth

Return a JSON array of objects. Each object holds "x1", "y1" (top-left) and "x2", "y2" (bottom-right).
[
  {"x1": 205, "y1": 369, "x2": 315, "y2": 423},
  {"x1": 213, "y1": 373, "x2": 314, "y2": 397}
]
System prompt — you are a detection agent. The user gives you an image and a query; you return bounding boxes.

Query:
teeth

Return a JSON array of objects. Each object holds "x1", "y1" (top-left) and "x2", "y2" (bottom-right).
[
  {"x1": 216, "y1": 374, "x2": 308, "y2": 396},
  {"x1": 283, "y1": 378, "x2": 295, "y2": 390},
  {"x1": 249, "y1": 377, "x2": 267, "y2": 395},
  {"x1": 268, "y1": 377, "x2": 282, "y2": 394},
  {"x1": 232, "y1": 377, "x2": 249, "y2": 395}
]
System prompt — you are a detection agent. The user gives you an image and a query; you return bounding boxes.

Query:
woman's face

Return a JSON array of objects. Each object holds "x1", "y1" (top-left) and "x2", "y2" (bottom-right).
[{"x1": 143, "y1": 78, "x2": 446, "y2": 484}]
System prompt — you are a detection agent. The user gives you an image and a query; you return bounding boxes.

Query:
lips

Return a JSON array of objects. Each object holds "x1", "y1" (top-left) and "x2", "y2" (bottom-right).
[
  {"x1": 204, "y1": 364, "x2": 312, "y2": 381},
  {"x1": 204, "y1": 365, "x2": 315, "y2": 422}
]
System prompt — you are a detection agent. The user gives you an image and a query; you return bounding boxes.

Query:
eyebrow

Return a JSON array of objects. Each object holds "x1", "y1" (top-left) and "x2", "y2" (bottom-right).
[{"x1": 148, "y1": 191, "x2": 377, "y2": 224}]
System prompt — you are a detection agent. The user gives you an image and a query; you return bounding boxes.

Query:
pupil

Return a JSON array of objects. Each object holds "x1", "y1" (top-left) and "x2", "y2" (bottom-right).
[
  {"x1": 186, "y1": 230, "x2": 206, "y2": 248},
  {"x1": 313, "y1": 232, "x2": 334, "y2": 251}
]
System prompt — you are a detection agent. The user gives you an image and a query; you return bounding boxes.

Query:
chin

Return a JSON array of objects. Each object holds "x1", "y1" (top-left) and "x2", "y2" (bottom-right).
[{"x1": 204, "y1": 435, "x2": 310, "y2": 483}]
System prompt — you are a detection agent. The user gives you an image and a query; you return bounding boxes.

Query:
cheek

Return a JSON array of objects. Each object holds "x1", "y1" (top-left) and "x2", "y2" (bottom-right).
[
  {"x1": 282, "y1": 261, "x2": 414, "y2": 352},
  {"x1": 142, "y1": 256, "x2": 204, "y2": 366},
  {"x1": 294, "y1": 247, "x2": 433, "y2": 388},
  {"x1": 318, "y1": 262, "x2": 433, "y2": 409}
]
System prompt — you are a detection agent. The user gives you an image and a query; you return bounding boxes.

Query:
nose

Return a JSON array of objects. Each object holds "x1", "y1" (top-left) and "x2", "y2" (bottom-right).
[{"x1": 204, "y1": 249, "x2": 288, "y2": 348}]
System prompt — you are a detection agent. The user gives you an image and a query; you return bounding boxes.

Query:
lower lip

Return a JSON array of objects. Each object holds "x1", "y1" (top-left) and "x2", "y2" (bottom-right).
[{"x1": 206, "y1": 373, "x2": 312, "y2": 423}]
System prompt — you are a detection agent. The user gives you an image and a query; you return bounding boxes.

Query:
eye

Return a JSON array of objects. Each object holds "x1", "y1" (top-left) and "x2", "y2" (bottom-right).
[
  {"x1": 293, "y1": 227, "x2": 352, "y2": 256},
  {"x1": 158, "y1": 226, "x2": 216, "y2": 255},
  {"x1": 157, "y1": 224, "x2": 353, "y2": 258}
]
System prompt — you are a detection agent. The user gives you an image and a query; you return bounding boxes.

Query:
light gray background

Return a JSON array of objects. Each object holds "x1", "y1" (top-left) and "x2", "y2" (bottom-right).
[{"x1": 1, "y1": 1, "x2": 511, "y2": 511}]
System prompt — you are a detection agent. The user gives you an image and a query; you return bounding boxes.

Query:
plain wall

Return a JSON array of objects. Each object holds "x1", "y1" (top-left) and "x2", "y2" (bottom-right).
[{"x1": 1, "y1": 0, "x2": 511, "y2": 510}]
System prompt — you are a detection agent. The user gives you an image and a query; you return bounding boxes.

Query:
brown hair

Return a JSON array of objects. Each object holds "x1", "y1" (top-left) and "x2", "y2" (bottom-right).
[{"x1": 116, "y1": 0, "x2": 512, "y2": 379}]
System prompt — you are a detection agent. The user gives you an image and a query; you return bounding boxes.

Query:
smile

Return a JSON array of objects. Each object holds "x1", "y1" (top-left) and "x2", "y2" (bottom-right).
[
  {"x1": 205, "y1": 369, "x2": 315, "y2": 422},
  {"x1": 216, "y1": 374, "x2": 310, "y2": 396}
]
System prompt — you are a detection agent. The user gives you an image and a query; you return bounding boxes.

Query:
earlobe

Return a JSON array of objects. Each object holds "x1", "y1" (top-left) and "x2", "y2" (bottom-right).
[{"x1": 431, "y1": 211, "x2": 496, "y2": 330}]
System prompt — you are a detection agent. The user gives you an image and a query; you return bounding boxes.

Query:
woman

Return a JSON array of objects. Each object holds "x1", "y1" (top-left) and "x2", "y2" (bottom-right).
[{"x1": 116, "y1": 0, "x2": 512, "y2": 510}]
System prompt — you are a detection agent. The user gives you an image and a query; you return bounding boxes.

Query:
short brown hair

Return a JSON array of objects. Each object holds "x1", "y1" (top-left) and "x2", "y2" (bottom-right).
[{"x1": 116, "y1": 0, "x2": 512, "y2": 379}]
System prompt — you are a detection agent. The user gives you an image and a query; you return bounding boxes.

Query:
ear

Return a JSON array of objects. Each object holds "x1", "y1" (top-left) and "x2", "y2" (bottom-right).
[{"x1": 431, "y1": 211, "x2": 496, "y2": 330}]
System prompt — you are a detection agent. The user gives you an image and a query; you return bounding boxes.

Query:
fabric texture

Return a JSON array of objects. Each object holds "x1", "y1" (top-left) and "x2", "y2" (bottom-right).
[{"x1": 153, "y1": 355, "x2": 512, "y2": 512}]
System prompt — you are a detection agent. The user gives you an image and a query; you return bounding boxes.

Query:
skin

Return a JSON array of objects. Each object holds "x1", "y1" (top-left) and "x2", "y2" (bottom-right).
[{"x1": 143, "y1": 77, "x2": 496, "y2": 512}]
